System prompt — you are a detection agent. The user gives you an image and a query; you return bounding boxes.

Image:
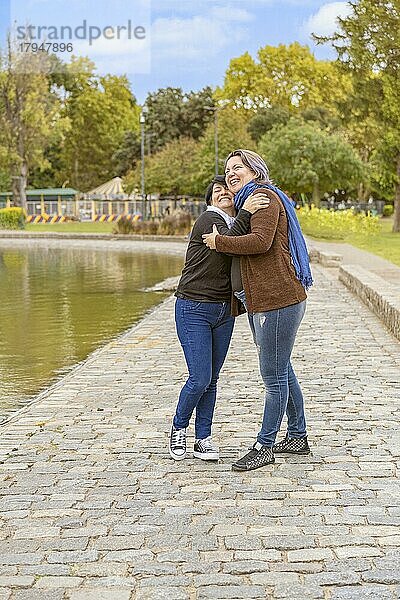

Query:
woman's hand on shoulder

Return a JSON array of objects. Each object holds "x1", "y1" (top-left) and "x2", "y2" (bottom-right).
[{"x1": 242, "y1": 193, "x2": 271, "y2": 214}]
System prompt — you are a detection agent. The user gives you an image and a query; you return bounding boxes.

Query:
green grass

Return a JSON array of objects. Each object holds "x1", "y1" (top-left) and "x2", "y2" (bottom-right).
[
  {"x1": 307, "y1": 217, "x2": 400, "y2": 267},
  {"x1": 26, "y1": 221, "x2": 114, "y2": 233},
  {"x1": 344, "y1": 218, "x2": 400, "y2": 266}
]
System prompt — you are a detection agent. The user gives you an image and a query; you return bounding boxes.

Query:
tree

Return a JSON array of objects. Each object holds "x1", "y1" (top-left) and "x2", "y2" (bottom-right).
[
  {"x1": 124, "y1": 137, "x2": 200, "y2": 196},
  {"x1": 0, "y1": 38, "x2": 64, "y2": 208},
  {"x1": 125, "y1": 106, "x2": 256, "y2": 197},
  {"x1": 219, "y1": 43, "x2": 351, "y2": 113},
  {"x1": 315, "y1": 0, "x2": 400, "y2": 231},
  {"x1": 112, "y1": 131, "x2": 141, "y2": 177},
  {"x1": 248, "y1": 104, "x2": 340, "y2": 143},
  {"x1": 191, "y1": 106, "x2": 256, "y2": 193},
  {"x1": 259, "y1": 120, "x2": 366, "y2": 205},
  {"x1": 248, "y1": 106, "x2": 291, "y2": 143},
  {"x1": 59, "y1": 67, "x2": 140, "y2": 190},
  {"x1": 144, "y1": 86, "x2": 215, "y2": 153}
]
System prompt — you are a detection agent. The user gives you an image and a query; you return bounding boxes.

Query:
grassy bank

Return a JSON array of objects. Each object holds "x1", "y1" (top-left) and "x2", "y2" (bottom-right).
[
  {"x1": 343, "y1": 219, "x2": 400, "y2": 266},
  {"x1": 304, "y1": 217, "x2": 400, "y2": 267}
]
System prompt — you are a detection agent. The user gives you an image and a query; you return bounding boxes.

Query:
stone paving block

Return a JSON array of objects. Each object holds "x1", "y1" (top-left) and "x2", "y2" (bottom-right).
[
  {"x1": 273, "y1": 582, "x2": 324, "y2": 598},
  {"x1": 34, "y1": 576, "x2": 82, "y2": 588},
  {"x1": 92, "y1": 535, "x2": 144, "y2": 550},
  {"x1": 62, "y1": 526, "x2": 108, "y2": 538},
  {"x1": 362, "y1": 570, "x2": 400, "y2": 584},
  {"x1": 197, "y1": 585, "x2": 266, "y2": 599},
  {"x1": 71, "y1": 562, "x2": 128, "y2": 577},
  {"x1": 287, "y1": 548, "x2": 334, "y2": 562},
  {"x1": 18, "y1": 564, "x2": 71, "y2": 576},
  {"x1": 0, "y1": 575, "x2": 34, "y2": 587},
  {"x1": 224, "y1": 536, "x2": 262, "y2": 550},
  {"x1": 67, "y1": 590, "x2": 132, "y2": 600},
  {"x1": 12, "y1": 591, "x2": 64, "y2": 600},
  {"x1": 248, "y1": 572, "x2": 300, "y2": 585},
  {"x1": 0, "y1": 566, "x2": 17, "y2": 576},
  {"x1": 304, "y1": 571, "x2": 362, "y2": 586},
  {"x1": 271, "y1": 559, "x2": 322, "y2": 576},
  {"x1": 103, "y1": 549, "x2": 153, "y2": 563},
  {"x1": 334, "y1": 546, "x2": 382, "y2": 559},
  {"x1": 193, "y1": 574, "x2": 246, "y2": 586},
  {"x1": 0, "y1": 554, "x2": 44, "y2": 565},
  {"x1": 330, "y1": 584, "x2": 395, "y2": 599},
  {"x1": 261, "y1": 535, "x2": 316, "y2": 550},
  {"x1": 47, "y1": 550, "x2": 99, "y2": 564},
  {"x1": 136, "y1": 587, "x2": 189, "y2": 600},
  {"x1": 129, "y1": 562, "x2": 177, "y2": 576},
  {"x1": 233, "y1": 549, "x2": 281, "y2": 561},
  {"x1": 222, "y1": 561, "x2": 271, "y2": 575},
  {"x1": 13, "y1": 527, "x2": 61, "y2": 539}
]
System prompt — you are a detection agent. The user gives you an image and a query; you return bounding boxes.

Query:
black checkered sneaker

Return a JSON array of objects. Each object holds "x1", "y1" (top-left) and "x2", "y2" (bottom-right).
[
  {"x1": 193, "y1": 436, "x2": 219, "y2": 461},
  {"x1": 273, "y1": 434, "x2": 310, "y2": 455},
  {"x1": 232, "y1": 442, "x2": 275, "y2": 472}
]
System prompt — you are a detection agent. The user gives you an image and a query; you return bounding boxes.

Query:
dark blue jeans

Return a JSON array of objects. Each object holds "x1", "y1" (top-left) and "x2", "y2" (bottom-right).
[
  {"x1": 174, "y1": 298, "x2": 235, "y2": 439},
  {"x1": 247, "y1": 300, "x2": 307, "y2": 447}
]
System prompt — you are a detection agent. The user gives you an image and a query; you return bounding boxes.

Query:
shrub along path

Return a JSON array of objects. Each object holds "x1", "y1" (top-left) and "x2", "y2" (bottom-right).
[{"x1": 0, "y1": 263, "x2": 399, "y2": 599}]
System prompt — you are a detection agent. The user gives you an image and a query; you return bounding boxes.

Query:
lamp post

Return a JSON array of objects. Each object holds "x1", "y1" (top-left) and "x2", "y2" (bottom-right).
[
  {"x1": 204, "y1": 106, "x2": 219, "y2": 176},
  {"x1": 139, "y1": 109, "x2": 146, "y2": 217}
]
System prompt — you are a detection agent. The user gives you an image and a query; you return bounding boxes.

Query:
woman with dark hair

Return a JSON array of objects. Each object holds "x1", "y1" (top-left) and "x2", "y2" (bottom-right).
[
  {"x1": 203, "y1": 149, "x2": 313, "y2": 472},
  {"x1": 169, "y1": 175, "x2": 270, "y2": 462}
]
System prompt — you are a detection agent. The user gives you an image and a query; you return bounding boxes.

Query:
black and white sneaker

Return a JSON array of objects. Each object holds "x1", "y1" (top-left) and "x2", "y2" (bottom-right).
[
  {"x1": 273, "y1": 434, "x2": 310, "y2": 455},
  {"x1": 193, "y1": 436, "x2": 219, "y2": 461},
  {"x1": 169, "y1": 425, "x2": 187, "y2": 460},
  {"x1": 232, "y1": 442, "x2": 275, "y2": 472}
]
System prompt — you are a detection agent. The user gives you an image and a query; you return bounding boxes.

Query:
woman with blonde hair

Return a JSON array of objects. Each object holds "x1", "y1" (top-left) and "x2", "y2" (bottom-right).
[{"x1": 203, "y1": 149, "x2": 313, "y2": 472}]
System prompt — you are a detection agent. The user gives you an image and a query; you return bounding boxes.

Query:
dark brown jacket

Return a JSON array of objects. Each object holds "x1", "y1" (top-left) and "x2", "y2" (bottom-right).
[{"x1": 215, "y1": 188, "x2": 307, "y2": 316}]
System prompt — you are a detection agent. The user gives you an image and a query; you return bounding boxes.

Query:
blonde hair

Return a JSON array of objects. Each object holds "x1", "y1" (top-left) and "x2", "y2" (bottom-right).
[{"x1": 225, "y1": 149, "x2": 271, "y2": 184}]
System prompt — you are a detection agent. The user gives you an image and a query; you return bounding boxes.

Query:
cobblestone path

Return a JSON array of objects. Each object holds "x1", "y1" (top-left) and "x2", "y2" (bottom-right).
[{"x1": 0, "y1": 264, "x2": 399, "y2": 600}]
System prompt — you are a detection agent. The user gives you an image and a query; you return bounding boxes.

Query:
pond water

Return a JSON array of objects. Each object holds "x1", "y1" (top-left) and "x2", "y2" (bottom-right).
[{"x1": 0, "y1": 244, "x2": 184, "y2": 421}]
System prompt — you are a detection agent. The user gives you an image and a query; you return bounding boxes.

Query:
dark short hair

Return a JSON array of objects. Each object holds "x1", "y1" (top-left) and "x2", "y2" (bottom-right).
[{"x1": 205, "y1": 175, "x2": 227, "y2": 205}]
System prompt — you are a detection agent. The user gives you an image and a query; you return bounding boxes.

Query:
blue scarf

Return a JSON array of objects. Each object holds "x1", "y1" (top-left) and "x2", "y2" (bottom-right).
[{"x1": 235, "y1": 181, "x2": 313, "y2": 290}]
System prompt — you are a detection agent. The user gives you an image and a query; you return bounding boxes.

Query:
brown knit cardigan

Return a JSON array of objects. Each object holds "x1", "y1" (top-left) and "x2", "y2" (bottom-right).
[{"x1": 215, "y1": 188, "x2": 307, "y2": 316}]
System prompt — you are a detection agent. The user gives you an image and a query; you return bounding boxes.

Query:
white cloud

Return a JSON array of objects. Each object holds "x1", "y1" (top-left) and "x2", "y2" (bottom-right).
[
  {"x1": 151, "y1": 11, "x2": 249, "y2": 63},
  {"x1": 303, "y1": 2, "x2": 352, "y2": 37},
  {"x1": 209, "y1": 6, "x2": 254, "y2": 22},
  {"x1": 73, "y1": 33, "x2": 151, "y2": 74}
]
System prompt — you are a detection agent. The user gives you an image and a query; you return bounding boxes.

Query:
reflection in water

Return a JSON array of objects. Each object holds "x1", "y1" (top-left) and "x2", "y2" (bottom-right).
[{"x1": 0, "y1": 246, "x2": 183, "y2": 419}]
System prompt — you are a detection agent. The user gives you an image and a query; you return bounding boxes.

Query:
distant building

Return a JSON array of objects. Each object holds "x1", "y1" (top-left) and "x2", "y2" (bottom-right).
[{"x1": 0, "y1": 188, "x2": 80, "y2": 217}]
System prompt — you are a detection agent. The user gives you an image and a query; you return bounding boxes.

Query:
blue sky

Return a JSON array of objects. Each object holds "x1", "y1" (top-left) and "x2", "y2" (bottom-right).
[{"x1": 1, "y1": 0, "x2": 352, "y2": 103}]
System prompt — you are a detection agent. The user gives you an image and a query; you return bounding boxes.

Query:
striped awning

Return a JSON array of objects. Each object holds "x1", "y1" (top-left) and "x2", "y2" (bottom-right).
[{"x1": 84, "y1": 177, "x2": 127, "y2": 199}]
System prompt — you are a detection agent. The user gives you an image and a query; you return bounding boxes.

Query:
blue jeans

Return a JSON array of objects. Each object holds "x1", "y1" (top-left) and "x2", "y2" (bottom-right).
[
  {"x1": 247, "y1": 300, "x2": 307, "y2": 447},
  {"x1": 174, "y1": 298, "x2": 235, "y2": 439}
]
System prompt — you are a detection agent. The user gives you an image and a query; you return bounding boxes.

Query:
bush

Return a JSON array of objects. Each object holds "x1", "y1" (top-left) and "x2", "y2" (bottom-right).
[
  {"x1": 0, "y1": 207, "x2": 26, "y2": 229},
  {"x1": 383, "y1": 204, "x2": 394, "y2": 217},
  {"x1": 157, "y1": 210, "x2": 193, "y2": 235},
  {"x1": 112, "y1": 210, "x2": 193, "y2": 236},
  {"x1": 297, "y1": 206, "x2": 381, "y2": 240}
]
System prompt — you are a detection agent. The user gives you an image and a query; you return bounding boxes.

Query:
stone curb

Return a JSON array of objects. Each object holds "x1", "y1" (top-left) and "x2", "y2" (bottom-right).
[
  {"x1": 308, "y1": 245, "x2": 342, "y2": 268},
  {"x1": 0, "y1": 230, "x2": 188, "y2": 242},
  {"x1": 339, "y1": 264, "x2": 400, "y2": 341}
]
